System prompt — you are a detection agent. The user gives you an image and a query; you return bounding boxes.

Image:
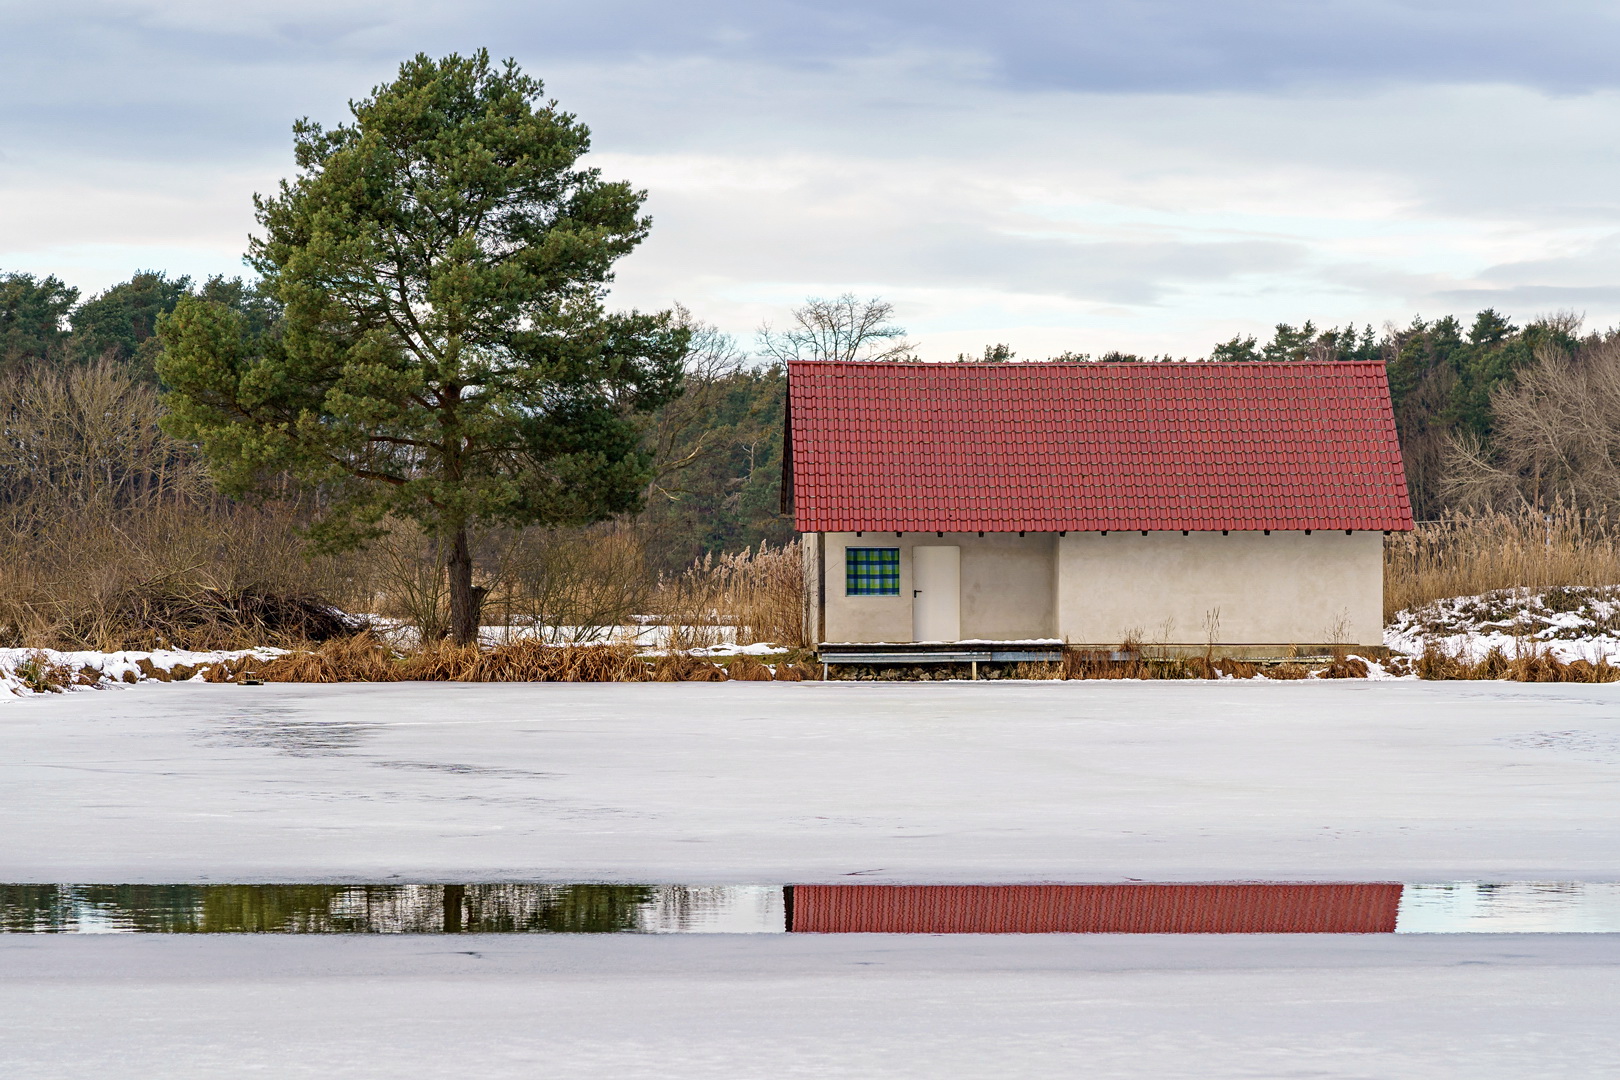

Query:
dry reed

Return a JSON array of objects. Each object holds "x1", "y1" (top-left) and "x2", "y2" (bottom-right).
[
  {"x1": 201, "y1": 636, "x2": 750, "y2": 684},
  {"x1": 1384, "y1": 505, "x2": 1620, "y2": 621},
  {"x1": 1410, "y1": 640, "x2": 1620, "y2": 683},
  {"x1": 653, "y1": 541, "x2": 805, "y2": 649},
  {"x1": 1057, "y1": 650, "x2": 1262, "y2": 680},
  {"x1": 0, "y1": 361, "x2": 368, "y2": 650}
]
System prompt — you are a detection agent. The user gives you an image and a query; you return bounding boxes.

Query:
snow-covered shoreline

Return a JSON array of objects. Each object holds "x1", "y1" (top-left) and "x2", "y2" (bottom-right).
[
  {"x1": 1385, "y1": 586, "x2": 1620, "y2": 665},
  {"x1": 9, "y1": 585, "x2": 1620, "y2": 699},
  {"x1": 0, "y1": 647, "x2": 282, "y2": 699}
]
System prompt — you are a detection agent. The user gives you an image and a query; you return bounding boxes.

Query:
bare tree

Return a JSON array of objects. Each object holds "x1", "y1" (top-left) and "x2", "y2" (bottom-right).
[
  {"x1": 756, "y1": 294, "x2": 915, "y2": 363},
  {"x1": 641, "y1": 305, "x2": 748, "y2": 503},
  {"x1": 1444, "y1": 336, "x2": 1620, "y2": 514}
]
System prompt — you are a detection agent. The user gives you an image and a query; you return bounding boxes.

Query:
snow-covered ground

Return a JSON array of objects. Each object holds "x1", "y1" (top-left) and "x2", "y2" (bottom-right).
[
  {"x1": 1386, "y1": 586, "x2": 1620, "y2": 664},
  {"x1": 4, "y1": 933, "x2": 1619, "y2": 1079},
  {"x1": 0, "y1": 646, "x2": 279, "y2": 698},
  {"x1": 5, "y1": 680, "x2": 1620, "y2": 883}
]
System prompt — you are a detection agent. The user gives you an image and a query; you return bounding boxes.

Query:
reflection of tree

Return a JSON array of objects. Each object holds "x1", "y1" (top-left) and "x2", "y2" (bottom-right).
[
  {"x1": 459, "y1": 885, "x2": 657, "y2": 933},
  {"x1": 1, "y1": 883, "x2": 666, "y2": 933},
  {"x1": 200, "y1": 885, "x2": 357, "y2": 932},
  {"x1": 0, "y1": 885, "x2": 75, "y2": 931}
]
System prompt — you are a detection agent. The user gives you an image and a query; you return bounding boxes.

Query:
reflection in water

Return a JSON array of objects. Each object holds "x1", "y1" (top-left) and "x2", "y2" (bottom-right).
[
  {"x1": 6, "y1": 882, "x2": 1619, "y2": 934},
  {"x1": 787, "y1": 884, "x2": 1405, "y2": 934},
  {"x1": 0, "y1": 884, "x2": 786, "y2": 934},
  {"x1": 1396, "y1": 882, "x2": 1620, "y2": 933}
]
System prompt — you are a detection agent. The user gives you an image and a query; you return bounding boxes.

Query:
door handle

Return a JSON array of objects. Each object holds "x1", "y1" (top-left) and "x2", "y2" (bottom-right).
[{"x1": 913, "y1": 589, "x2": 922, "y2": 597}]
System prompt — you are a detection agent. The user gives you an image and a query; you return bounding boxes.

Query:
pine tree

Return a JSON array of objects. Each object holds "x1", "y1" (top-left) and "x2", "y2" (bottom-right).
[{"x1": 158, "y1": 51, "x2": 688, "y2": 643}]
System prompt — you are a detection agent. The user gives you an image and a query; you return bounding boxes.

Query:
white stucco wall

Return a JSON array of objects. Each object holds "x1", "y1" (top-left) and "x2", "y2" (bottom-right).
[
  {"x1": 812, "y1": 529, "x2": 1386, "y2": 647},
  {"x1": 1056, "y1": 530, "x2": 1384, "y2": 647},
  {"x1": 820, "y1": 532, "x2": 1057, "y2": 643}
]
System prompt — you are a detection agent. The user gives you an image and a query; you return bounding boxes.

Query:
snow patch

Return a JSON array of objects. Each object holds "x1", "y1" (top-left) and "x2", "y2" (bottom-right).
[
  {"x1": 0, "y1": 647, "x2": 281, "y2": 702},
  {"x1": 683, "y1": 642, "x2": 790, "y2": 658},
  {"x1": 1386, "y1": 586, "x2": 1620, "y2": 664}
]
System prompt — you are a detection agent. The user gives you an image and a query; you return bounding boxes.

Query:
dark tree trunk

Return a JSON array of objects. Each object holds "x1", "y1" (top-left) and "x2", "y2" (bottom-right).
[
  {"x1": 447, "y1": 526, "x2": 486, "y2": 646},
  {"x1": 442, "y1": 884, "x2": 465, "y2": 933}
]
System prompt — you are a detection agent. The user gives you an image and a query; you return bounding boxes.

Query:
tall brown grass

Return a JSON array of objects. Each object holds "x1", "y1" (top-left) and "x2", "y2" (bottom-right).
[
  {"x1": 0, "y1": 361, "x2": 364, "y2": 649},
  {"x1": 652, "y1": 540, "x2": 805, "y2": 649},
  {"x1": 1384, "y1": 505, "x2": 1620, "y2": 620},
  {"x1": 197, "y1": 636, "x2": 813, "y2": 684},
  {"x1": 358, "y1": 528, "x2": 803, "y2": 650},
  {"x1": 1407, "y1": 641, "x2": 1620, "y2": 683}
]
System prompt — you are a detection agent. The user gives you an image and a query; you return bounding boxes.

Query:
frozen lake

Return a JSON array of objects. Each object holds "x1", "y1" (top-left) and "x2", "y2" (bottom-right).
[
  {"x1": 6, "y1": 680, "x2": 1620, "y2": 1077},
  {"x1": 3, "y1": 679, "x2": 1619, "y2": 882},
  {"x1": 4, "y1": 933, "x2": 1620, "y2": 1079}
]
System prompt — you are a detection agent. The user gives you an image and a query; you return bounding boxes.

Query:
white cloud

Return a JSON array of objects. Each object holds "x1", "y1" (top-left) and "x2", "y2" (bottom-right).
[{"x1": 5, "y1": 6, "x2": 1620, "y2": 353}]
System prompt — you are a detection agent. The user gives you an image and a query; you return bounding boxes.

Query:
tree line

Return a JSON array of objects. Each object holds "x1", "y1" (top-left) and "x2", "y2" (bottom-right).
[{"x1": 7, "y1": 267, "x2": 1611, "y2": 581}]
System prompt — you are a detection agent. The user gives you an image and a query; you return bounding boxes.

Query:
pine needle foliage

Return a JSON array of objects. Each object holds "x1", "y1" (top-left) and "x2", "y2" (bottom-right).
[{"x1": 156, "y1": 51, "x2": 689, "y2": 644}]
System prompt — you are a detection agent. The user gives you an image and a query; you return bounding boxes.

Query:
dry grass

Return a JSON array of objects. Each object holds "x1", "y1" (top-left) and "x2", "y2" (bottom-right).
[
  {"x1": 0, "y1": 480, "x2": 365, "y2": 653},
  {"x1": 1057, "y1": 650, "x2": 1263, "y2": 680},
  {"x1": 653, "y1": 541, "x2": 805, "y2": 649},
  {"x1": 1385, "y1": 505, "x2": 1620, "y2": 621},
  {"x1": 361, "y1": 527, "x2": 803, "y2": 652},
  {"x1": 0, "y1": 359, "x2": 811, "y2": 652},
  {"x1": 1409, "y1": 640, "x2": 1620, "y2": 683},
  {"x1": 0, "y1": 361, "x2": 369, "y2": 650},
  {"x1": 197, "y1": 636, "x2": 779, "y2": 684}
]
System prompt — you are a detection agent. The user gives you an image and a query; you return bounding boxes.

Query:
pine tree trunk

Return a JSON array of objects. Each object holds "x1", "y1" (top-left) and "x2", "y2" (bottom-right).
[{"x1": 447, "y1": 526, "x2": 485, "y2": 646}]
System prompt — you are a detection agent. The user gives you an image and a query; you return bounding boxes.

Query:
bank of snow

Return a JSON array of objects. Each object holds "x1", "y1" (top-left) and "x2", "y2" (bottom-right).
[
  {"x1": 1386, "y1": 586, "x2": 1620, "y2": 664},
  {"x1": 0, "y1": 647, "x2": 281, "y2": 700}
]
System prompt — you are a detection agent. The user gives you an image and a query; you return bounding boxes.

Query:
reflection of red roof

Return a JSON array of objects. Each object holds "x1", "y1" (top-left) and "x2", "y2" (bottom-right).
[
  {"x1": 786, "y1": 360, "x2": 1413, "y2": 533},
  {"x1": 788, "y1": 883, "x2": 1403, "y2": 934}
]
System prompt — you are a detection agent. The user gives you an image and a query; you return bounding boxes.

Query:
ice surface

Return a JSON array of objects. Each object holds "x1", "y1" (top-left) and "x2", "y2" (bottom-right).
[
  {"x1": 4, "y1": 680, "x2": 1620, "y2": 882},
  {"x1": 3, "y1": 933, "x2": 1619, "y2": 1079}
]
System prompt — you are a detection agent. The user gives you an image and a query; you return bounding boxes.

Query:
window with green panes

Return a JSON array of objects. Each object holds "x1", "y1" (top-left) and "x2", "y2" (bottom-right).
[{"x1": 845, "y1": 547, "x2": 900, "y2": 595}]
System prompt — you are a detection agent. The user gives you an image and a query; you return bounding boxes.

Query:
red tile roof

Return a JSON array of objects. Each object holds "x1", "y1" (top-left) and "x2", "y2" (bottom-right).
[{"x1": 786, "y1": 360, "x2": 1413, "y2": 532}]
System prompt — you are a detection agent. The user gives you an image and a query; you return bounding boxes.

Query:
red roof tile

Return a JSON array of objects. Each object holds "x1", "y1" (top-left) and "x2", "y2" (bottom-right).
[{"x1": 786, "y1": 361, "x2": 1413, "y2": 532}]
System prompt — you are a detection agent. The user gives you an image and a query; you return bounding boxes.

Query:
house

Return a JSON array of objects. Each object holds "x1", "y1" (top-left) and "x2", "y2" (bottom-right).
[{"x1": 784, "y1": 360, "x2": 1412, "y2": 658}]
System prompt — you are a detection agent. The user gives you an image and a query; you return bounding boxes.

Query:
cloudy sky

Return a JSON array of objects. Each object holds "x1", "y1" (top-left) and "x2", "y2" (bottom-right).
[{"x1": 5, "y1": 1, "x2": 1620, "y2": 358}]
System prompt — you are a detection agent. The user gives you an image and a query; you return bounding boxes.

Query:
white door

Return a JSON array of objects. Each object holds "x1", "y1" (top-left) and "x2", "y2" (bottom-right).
[{"x1": 912, "y1": 546, "x2": 961, "y2": 642}]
